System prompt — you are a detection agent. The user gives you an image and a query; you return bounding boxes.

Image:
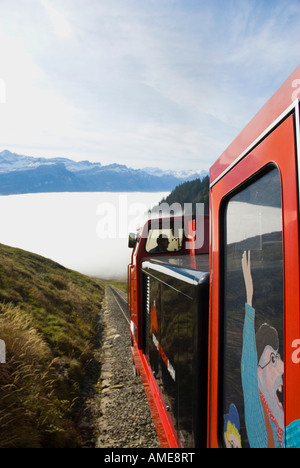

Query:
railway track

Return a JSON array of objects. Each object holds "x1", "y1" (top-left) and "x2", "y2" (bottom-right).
[
  {"x1": 97, "y1": 285, "x2": 160, "y2": 448},
  {"x1": 108, "y1": 286, "x2": 130, "y2": 326}
]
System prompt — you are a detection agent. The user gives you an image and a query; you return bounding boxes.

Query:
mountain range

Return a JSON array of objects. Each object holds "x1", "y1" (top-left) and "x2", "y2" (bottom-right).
[{"x1": 0, "y1": 150, "x2": 207, "y2": 195}]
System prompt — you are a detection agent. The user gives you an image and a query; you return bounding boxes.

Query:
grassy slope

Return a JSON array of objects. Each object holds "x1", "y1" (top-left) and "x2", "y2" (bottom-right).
[{"x1": 0, "y1": 243, "x2": 104, "y2": 448}]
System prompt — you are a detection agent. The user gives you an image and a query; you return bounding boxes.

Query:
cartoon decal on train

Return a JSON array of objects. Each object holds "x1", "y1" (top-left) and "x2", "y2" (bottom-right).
[{"x1": 224, "y1": 247, "x2": 300, "y2": 448}]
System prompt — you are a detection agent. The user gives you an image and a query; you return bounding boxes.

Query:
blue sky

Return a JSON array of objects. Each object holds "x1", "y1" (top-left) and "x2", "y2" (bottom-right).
[{"x1": 0, "y1": 0, "x2": 299, "y2": 172}]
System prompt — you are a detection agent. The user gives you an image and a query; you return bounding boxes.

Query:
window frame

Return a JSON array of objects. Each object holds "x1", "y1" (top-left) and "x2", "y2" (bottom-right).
[
  {"x1": 208, "y1": 111, "x2": 300, "y2": 448},
  {"x1": 220, "y1": 164, "x2": 285, "y2": 448},
  {"x1": 144, "y1": 227, "x2": 184, "y2": 255}
]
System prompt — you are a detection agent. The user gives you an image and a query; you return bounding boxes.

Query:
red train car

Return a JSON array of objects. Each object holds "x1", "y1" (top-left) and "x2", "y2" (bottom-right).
[{"x1": 128, "y1": 65, "x2": 300, "y2": 448}]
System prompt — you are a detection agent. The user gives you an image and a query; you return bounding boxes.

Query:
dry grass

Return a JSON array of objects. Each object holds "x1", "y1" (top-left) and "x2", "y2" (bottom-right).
[{"x1": 0, "y1": 243, "x2": 104, "y2": 447}]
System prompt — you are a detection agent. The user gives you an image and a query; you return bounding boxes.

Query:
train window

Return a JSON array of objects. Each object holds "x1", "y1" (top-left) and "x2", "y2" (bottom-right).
[
  {"x1": 222, "y1": 167, "x2": 284, "y2": 448},
  {"x1": 145, "y1": 228, "x2": 184, "y2": 254}
]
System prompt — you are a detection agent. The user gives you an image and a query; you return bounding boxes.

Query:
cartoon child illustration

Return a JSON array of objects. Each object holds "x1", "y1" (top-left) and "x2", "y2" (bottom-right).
[
  {"x1": 241, "y1": 250, "x2": 300, "y2": 448},
  {"x1": 224, "y1": 404, "x2": 242, "y2": 448},
  {"x1": 241, "y1": 250, "x2": 284, "y2": 448}
]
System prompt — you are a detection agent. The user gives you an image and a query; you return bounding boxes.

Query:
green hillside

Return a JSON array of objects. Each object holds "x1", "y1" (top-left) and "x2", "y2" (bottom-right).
[
  {"x1": 154, "y1": 176, "x2": 209, "y2": 215},
  {"x1": 0, "y1": 243, "x2": 104, "y2": 448}
]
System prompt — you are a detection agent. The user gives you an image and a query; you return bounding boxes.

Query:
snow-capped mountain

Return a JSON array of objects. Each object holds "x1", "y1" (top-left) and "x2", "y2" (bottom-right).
[
  {"x1": 0, "y1": 150, "x2": 208, "y2": 195},
  {"x1": 0, "y1": 150, "x2": 102, "y2": 174},
  {"x1": 142, "y1": 166, "x2": 208, "y2": 180}
]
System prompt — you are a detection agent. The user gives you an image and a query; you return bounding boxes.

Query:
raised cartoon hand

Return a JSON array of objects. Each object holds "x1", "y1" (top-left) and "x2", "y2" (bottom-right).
[{"x1": 242, "y1": 250, "x2": 253, "y2": 307}]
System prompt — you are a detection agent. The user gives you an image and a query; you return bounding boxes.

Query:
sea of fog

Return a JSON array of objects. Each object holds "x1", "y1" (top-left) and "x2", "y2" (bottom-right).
[{"x1": 0, "y1": 192, "x2": 168, "y2": 280}]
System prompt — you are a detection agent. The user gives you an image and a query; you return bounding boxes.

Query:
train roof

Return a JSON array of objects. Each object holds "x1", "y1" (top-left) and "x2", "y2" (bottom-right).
[{"x1": 210, "y1": 64, "x2": 300, "y2": 186}]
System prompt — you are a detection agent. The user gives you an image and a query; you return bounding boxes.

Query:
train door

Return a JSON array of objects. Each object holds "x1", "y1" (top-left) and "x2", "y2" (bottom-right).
[{"x1": 208, "y1": 103, "x2": 300, "y2": 448}]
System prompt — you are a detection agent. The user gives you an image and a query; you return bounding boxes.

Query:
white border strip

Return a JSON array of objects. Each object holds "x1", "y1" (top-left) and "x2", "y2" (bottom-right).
[
  {"x1": 210, "y1": 100, "x2": 299, "y2": 188},
  {"x1": 142, "y1": 260, "x2": 206, "y2": 286}
]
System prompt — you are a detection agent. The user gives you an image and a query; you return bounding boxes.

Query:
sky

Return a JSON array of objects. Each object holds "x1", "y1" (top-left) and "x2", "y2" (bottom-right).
[{"x1": 0, "y1": 0, "x2": 299, "y2": 173}]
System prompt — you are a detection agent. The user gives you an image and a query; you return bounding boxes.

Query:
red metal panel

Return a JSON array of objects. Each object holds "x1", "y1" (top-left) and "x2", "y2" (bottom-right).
[
  {"x1": 131, "y1": 339, "x2": 181, "y2": 448},
  {"x1": 128, "y1": 215, "x2": 209, "y2": 447},
  {"x1": 208, "y1": 114, "x2": 299, "y2": 447}
]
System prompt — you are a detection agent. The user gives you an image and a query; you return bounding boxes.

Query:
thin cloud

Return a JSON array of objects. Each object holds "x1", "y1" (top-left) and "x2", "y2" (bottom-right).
[
  {"x1": 0, "y1": 0, "x2": 299, "y2": 170},
  {"x1": 40, "y1": 0, "x2": 73, "y2": 38}
]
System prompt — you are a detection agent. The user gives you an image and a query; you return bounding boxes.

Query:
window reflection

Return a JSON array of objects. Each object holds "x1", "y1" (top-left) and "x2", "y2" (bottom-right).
[{"x1": 223, "y1": 167, "x2": 284, "y2": 448}]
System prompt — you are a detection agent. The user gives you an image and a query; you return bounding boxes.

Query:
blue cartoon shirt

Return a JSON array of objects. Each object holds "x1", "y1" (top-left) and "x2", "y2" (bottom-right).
[
  {"x1": 241, "y1": 304, "x2": 281, "y2": 448},
  {"x1": 241, "y1": 303, "x2": 300, "y2": 448}
]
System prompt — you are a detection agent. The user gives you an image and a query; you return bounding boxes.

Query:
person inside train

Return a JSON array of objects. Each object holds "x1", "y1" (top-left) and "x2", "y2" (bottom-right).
[{"x1": 149, "y1": 234, "x2": 170, "y2": 254}]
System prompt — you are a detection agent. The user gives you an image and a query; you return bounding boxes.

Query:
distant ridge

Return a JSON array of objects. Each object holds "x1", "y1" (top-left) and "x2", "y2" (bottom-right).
[
  {"x1": 152, "y1": 175, "x2": 209, "y2": 215},
  {"x1": 0, "y1": 150, "x2": 208, "y2": 195}
]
